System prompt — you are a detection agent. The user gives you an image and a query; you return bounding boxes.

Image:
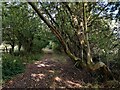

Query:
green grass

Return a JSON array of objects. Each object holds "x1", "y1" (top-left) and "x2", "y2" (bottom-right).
[
  {"x1": 52, "y1": 53, "x2": 68, "y2": 63},
  {"x1": 23, "y1": 52, "x2": 44, "y2": 63},
  {"x1": 2, "y1": 54, "x2": 25, "y2": 80},
  {"x1": 2, "y1": 52, "x2": 44, "y2": 81}
]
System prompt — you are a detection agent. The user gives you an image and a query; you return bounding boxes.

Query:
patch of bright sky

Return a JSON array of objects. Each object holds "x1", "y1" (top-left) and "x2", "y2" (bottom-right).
[
  {"x1": 98, "y1": 1, "x2": 119, "y2": 18},
  {"x1": 95, "y1": 0, "x2": 120, "y2": 38},
  {"x1": 112, "y1": 20, "x2": 120, "y2": 38}
]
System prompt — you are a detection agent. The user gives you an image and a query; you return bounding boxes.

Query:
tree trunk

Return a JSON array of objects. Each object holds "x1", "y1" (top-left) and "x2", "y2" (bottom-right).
[
  {"x1": 18, "y1": 42, "x2": 22, "y2": 52},
  {"x1": 10, "y1": 41, "x2": 15, "y2": 54},
  {"x1": 27, "y1": 2, "x2": 114, "y2": 81},
  {"x1": 82, "y1": 2, "x2": 114, "y2": 81}
]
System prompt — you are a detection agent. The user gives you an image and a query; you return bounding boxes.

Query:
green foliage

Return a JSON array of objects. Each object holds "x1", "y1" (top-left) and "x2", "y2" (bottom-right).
[
  {"x1": 2, "y1": 2, "x2": 59, "y2": 54},
  {"x1": 24, "y1": 53, "x2": 43, "y2": 63},
  {"x1": 52, "y1": 42, "x2": 62, "y2": 52},
  {"x1": 52, "y1": 42, "x2": 60, "y2": 50},
  {"x1": 2, "y1": 2, "x2": 120, "y2": 85},
  {"x1": 2, "y1": 54, "x2": 25, "y2": 80},
  {"x1": 32, "y1": 38, "x2": 49, "y2": 52},
  {"x1": 89, "y1": 19, "x2": 119, "y2": 63},
  {"x1": 2, "y1": 52, "x2": 43, "y2": 81}
]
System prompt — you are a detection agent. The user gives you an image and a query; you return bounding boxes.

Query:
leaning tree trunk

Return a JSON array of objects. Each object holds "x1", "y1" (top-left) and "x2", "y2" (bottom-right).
[
  {"x1": 27, "y1": 2, "x2": 114, "y2": 81},
  {"x1": 81, "y1": 2, "x2": 114, "y2": 81}
]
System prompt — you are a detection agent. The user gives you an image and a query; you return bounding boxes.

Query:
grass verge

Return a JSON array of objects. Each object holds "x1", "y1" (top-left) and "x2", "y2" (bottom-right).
[{"x1": 2, "y1": 52, "x2": 44, "y2": 82}]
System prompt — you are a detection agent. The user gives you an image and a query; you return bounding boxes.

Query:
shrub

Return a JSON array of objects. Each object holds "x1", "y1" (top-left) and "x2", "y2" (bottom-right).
[
  {"x1": 2, "y1": 54, "x2": 25, "y2": 80},
  {"x1": 32, "y1": 39, "x2": 49, "y2": 52},
  {"x1": 2, "y1": 52, "x2": 43, "y2": 81},
  {"x1": 25, "y1": 53, "x2": 43, "y2": 63}
]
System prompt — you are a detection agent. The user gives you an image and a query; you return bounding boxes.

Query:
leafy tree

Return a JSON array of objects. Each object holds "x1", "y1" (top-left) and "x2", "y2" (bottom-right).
[
  {"x1": 2, "y1": 2, "x2": 54, "y2": 53},
  {"x1": 27, "y1": 1, "x2": 120, "y2": 81}
]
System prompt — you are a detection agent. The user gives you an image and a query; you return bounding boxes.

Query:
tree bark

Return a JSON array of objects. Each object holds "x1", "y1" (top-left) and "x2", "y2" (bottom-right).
[
  {"x1": 27, "y1": 2, "x2": 114, "y2": 81},
  {"x1": 18, "y1": 42, "x2": 22, "y2": 52},
  {"x1": 27, "y1": 2, "x2": 80, "y2": 62},
  {"x1": 82, "y1": 2, "x2": 114, "y2": 80}
]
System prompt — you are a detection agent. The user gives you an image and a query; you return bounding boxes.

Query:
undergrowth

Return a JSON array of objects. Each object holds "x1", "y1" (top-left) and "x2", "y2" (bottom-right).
[{"x1": 2, "y1": 52, "x2": 43, "y2": 81}]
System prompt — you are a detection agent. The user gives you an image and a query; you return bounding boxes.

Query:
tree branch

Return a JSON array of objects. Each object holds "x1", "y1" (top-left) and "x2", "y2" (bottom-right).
[
  {"x1": 27, "y1": 2, "x2": 79, "y2": 61},
  {"x1": 39, "y1": 2, "x2": 59, "y2": 28},
  {"x1": 88, "y1": 4, "x2": 109, "y2": 27}
]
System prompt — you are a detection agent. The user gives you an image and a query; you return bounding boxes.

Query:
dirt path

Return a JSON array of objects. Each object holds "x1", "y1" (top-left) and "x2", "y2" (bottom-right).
[
  {"x1": 3, "y1": 52, "x2": 120, "y2": 89},
  {"x1": 3, "y1": 53, "x2": 96, "y2": 88}
]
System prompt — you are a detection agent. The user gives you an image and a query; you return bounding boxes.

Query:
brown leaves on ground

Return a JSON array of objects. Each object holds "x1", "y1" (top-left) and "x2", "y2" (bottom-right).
[{"x1": 2, "y1": 53, "x2": 120, "y2": 88}]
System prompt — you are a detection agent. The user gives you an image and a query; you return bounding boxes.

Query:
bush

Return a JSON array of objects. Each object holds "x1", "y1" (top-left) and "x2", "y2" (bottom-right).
[
  {"x1": 2, "y1": 52, "x2": 44, "y2": 81},
  {"x1": 25, "y1": 53, "x2": 43, "y2": 63},
  {"x1": 32, "y1": 39, "x2": 49, "y2": 52},
  {"x1": 2, "y1": 54, "x2": 25, "y2": 80}
]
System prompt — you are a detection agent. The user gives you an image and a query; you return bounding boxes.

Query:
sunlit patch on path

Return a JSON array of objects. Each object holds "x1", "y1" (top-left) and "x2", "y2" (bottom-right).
[{"x1": 3, "y1": 53, "x2": 94, "y2": 88}]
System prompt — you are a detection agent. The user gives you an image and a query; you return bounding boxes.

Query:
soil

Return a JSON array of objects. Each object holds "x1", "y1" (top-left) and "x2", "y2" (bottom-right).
[{"x1": 2, "y1": 52, "x2": 120, "y2": 89}]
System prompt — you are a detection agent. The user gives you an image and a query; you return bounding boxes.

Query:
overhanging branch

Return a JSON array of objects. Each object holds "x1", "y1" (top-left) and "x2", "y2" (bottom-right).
[
  {"x1": 27, "y1": 1, "x2": 79, "y2": 61},
  {"x1": 88, "y1": 4, "x2": 109, "y2": 27},
  {"x1": 39, "y1": 2, "x2": 59, "y2": 28}
]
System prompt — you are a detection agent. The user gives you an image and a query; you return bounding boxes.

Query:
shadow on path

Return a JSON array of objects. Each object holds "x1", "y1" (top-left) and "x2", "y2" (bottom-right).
[{"x1": 3, "y1": 53, "x2": 94, "y2": 88}]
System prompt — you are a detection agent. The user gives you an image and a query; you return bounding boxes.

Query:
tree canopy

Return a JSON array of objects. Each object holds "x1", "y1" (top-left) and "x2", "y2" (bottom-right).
[
  {"x1": 27, "y1": 1, "x2": 120, "y2": 80},
  {"x1": 2, "y1": 1, "x2": 120, "y2": 83}
]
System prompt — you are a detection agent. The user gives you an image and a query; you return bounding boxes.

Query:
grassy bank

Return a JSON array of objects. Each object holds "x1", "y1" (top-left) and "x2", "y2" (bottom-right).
[{"x1": 2, "y1": 52, "x2": 44, "y2": 81}]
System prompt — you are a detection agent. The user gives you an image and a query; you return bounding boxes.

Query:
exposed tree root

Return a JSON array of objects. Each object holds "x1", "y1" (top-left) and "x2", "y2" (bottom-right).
[{"x1": 74, "y1": 60, "x2": 115, "y2": 82}]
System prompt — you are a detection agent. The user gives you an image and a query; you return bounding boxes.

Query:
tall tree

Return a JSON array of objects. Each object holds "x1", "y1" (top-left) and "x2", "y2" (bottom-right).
[{"x1": 27, "y1": 2, "x2": 119, "y2": 81}]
